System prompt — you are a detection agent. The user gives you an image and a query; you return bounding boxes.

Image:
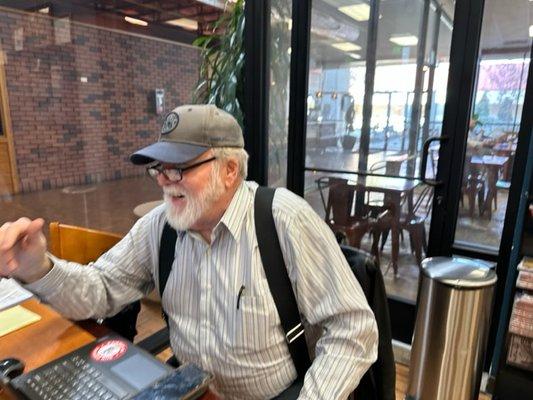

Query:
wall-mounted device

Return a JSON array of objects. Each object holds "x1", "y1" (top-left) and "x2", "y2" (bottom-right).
[{"x1": 155, "y1": 89, "x2": 165, "y2": 115}]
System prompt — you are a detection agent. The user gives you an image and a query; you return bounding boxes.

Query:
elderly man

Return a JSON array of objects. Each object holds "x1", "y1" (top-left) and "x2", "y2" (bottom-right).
[{"x1": 0, "y1": 104, "x2": 377, "y2": 399}]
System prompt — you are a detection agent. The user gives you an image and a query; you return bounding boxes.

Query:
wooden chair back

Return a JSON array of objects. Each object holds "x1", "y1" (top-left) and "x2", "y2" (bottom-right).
[
  {"x1": 48, "y1": 222, "x2": 143, "y2": 341},
  {"x1": 49, "y1": 222, "x2": 123, "y2": 264}
]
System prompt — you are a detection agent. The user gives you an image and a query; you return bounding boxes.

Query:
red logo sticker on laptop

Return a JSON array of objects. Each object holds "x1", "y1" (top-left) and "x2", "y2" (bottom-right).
[{"x1": 90, "y1": 339, "x2": 128, "y2": 362}]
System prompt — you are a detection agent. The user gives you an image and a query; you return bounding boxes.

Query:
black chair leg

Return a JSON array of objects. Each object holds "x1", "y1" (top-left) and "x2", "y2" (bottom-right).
[{"x1": 380, "y1": 229, "x2": 389, "y2": 252}]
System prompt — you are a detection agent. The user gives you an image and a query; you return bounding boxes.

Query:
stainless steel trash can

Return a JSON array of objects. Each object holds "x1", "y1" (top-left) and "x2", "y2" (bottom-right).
[{"x1": 406, "y1": 256, "x2": 497, "y2": 400}]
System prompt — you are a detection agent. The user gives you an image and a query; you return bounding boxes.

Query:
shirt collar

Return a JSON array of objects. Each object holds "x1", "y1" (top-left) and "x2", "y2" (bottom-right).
[{"x1": 217, "y1": 180, "x2": 253, "y2": 241}]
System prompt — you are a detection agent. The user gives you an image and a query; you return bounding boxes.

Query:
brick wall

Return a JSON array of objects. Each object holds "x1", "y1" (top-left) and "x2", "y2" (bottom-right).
[{"x1": 0, "y1": 10, "x2": 200, "y2": 192}]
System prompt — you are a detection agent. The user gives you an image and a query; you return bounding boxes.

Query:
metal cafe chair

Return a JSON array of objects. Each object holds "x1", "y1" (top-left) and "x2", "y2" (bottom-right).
[
  {"x1": 316, "y1": 177, "x2": 393, "y2": 268},
  {"x1": 377, "y1": 185, "x2": 433, "y2": 267},
  {"x1": 317, "y1": 177, "x2": 373, "y2": 249}
]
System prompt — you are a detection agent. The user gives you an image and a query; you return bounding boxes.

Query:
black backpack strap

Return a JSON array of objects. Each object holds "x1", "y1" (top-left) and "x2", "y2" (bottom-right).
[
  {"x1": 159, "y1": 222, "x2": 178, "y2": 324},
  {"x1": 254, "y1": 186, "x2": 311, "y2": 381}
]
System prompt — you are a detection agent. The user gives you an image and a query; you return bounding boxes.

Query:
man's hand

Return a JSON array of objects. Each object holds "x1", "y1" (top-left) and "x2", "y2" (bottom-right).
[{"x1": 0, "y1": 218, "x2": 51, "y2": 283}]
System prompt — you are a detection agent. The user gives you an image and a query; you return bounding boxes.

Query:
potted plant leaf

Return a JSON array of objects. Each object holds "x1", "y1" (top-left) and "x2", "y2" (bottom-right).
[{"x1": 193, "y1": 0, "x2": 245, "y2": 128}]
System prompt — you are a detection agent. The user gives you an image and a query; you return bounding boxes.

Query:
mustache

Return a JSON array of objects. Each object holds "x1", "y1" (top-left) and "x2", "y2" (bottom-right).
[{"x1": 163, "y1": 186, "x2": 187, "y2": 197}]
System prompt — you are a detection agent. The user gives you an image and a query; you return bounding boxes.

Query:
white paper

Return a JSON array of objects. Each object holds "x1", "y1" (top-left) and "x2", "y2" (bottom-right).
[{"x1": 0, "y1": 278, "x2": 33, "y2": 311}]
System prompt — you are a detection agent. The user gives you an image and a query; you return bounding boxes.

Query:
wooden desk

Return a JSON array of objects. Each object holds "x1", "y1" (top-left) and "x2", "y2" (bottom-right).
[
  {"x1": 0, "y1": 299, "x2": 94, "y2": 372},
  {"x1": 133, "y1": 200, "x2": 164, "y2": 218},
  {"x1": 0, "y1": 300, "x2": 219, "y2": 399},
  {"x1": 349, "y1": 175, "x2": 421, "y2": 193}
]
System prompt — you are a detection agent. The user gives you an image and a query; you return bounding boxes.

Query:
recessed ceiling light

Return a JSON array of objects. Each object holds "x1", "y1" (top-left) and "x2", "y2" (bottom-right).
[
  {"x1": 338, "y1": 4, "x2": 370, "y2": 22},
  {"x1": 124, "y1": 16, "x2": 148, "y2": 26},
  {"x1": 332, "y1": 42, "x2": 362, "y2": 52},
  {"x1": 529, "y1": 25, "x2": 533, "y2": 38},
  {"x1": 165, "y1": 18, "x2": 198, "y2": 31},
  {"x1": 349, "y1": 53, "x2": 361, "y2": 60},
  {"x1": 389, "y1": 35, "x2": 418, "y2": 46}
]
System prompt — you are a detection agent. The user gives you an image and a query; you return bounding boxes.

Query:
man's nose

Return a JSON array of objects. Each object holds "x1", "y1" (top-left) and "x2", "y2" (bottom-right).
[{"x1": 156, "y1": 173, "x2": 170, "y2": 187}]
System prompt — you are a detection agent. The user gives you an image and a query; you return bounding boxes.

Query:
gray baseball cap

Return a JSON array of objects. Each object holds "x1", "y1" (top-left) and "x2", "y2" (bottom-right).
[{"x1": 130, "y1": 104, "x2": 243, "y2": 165}]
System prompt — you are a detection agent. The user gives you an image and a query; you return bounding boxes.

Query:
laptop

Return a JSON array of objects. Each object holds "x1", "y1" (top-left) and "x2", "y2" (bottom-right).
[{"x1": 8, "y1": 334, "x2": 209, "y2": 400}]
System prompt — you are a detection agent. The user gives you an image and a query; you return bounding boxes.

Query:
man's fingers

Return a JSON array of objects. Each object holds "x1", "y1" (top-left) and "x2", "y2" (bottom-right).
[
  {"x1": 0, "y1": 254, "x2": 21, "y2": 278},
  {"x1": 0, "y1": 217, "x2": 36, "y2": 251},
  {"x1": 23, "y1": 219, "x2": 45, "y2": 245},
  {"x1": 27, "y1": 218, "x2": 45, "y2": 235},
  {"x1": 0, "y1": 218, "x2": 45, "y2": 279}
]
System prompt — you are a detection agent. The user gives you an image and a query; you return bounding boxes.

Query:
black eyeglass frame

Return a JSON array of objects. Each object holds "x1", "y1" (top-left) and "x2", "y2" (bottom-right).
[{"x1": 146, "y1": 156, "x2": 217, "y2": 182}]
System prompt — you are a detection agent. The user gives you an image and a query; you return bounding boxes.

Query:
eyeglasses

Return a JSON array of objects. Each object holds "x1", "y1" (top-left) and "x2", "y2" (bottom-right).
[{"x1": 146, "y1": 157, "x2": 216, "y2": 182}]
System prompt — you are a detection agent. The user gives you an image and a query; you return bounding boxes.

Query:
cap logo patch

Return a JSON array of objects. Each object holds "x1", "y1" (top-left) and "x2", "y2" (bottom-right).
[{"x1": 161, "y1": 112, "x2": 179, "y2": 135}]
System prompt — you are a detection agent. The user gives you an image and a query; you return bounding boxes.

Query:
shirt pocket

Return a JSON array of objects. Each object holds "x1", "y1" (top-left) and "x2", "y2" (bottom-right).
[{"x1": 231, "y1": 294, "x2": 277, "y2": 354}]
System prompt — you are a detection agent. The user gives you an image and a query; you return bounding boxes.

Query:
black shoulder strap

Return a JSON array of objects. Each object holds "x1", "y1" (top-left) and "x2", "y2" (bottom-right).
[
  {"x1": 159, "y1": 222, "x2": 177, "y2": 324},
  {"x1": 254, "y1": 186, "x2": 311, "y2": 381}
]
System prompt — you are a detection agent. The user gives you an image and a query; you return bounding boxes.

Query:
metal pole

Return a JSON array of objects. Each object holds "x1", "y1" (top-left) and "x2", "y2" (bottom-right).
[
  {"x1": 384, "y1": 92, "x2": 392, "y2": 152},
  {"x1": 286, "y1": 0, "x2": 312, "y2": 195},
  {"x1": 243, "y1": 0, "x2": 271, "y2": 185},
  {"x1": 355, "y1": 0, "x2": 381, "y2": 214},
  {"x1": 422, "y1": 8, "x2": 442, "y2": 145},
  {"x1": 406, "y1": 0, "x2": 431, "y2": 176},
  {"x1": 358, "y1": 0, "x2": 380, "y2": 173}
]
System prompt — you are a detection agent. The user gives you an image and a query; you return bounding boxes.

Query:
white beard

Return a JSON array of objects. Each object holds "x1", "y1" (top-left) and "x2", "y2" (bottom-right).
[{"x1": 163, "y1": 166, "x2": 224, "y2": 231}]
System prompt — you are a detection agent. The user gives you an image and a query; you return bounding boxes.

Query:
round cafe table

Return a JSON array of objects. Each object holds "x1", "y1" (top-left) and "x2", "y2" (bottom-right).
[{"x1": 133, "y1": 200, "x2": 164, "y2": 217}]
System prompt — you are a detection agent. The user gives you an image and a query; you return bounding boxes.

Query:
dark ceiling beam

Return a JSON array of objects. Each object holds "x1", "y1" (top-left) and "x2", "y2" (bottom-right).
[
  {"x1": 115, "y1": 0, "x2": 173, "y2": 13},
  {"x1": 105, "y1": 0, "x2": 221, "y2": 24}
]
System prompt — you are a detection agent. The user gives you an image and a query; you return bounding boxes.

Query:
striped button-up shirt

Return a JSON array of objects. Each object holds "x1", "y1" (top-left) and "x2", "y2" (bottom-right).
[{"x1": 27, "y1": 181, "x2": 378, "y2": 399}]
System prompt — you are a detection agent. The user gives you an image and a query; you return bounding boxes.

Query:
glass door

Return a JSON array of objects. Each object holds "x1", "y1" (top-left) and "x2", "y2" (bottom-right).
[
  {"x1": 296, "y1": 0, "x2": 456, "y2": 342},
  {"x1": 432, "y1": 0, "x2": 533, "y2": 369},
  {"x1": 453, "y1": 0, "x2": 532, "y2": 254}
]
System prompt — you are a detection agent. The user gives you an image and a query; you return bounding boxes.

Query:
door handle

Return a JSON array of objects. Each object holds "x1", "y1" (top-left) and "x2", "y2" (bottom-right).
[{"x1": 420, "y1": 136, "x2": 448, "y2": 186}]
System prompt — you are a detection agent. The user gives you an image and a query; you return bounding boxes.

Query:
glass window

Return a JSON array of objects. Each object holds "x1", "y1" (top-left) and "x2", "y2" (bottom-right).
[
  {"x1": 303, "y1": 0, "x2": 454, "y2": 303},
  {"x1": 454, "y1": 0, "x2": 532, "y2": 251},
  {"x1": 268, "y1": 0, "x2": 293, "y2": 187}
]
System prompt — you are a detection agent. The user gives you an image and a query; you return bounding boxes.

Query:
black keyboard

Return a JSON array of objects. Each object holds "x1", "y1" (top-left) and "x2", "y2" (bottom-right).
[
  {"x1": 11, "y1": 335, "x2": 174, "y2": 400},
  {"x1": 19, "y1": 355, "x2": 119, "y2": 400}
]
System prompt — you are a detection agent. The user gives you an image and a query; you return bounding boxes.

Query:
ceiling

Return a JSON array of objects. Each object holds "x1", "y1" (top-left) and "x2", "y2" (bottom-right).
[
  {"x1": 310, "y1": 0, "x2": 532, "y2": 67},
  {"x1": 93, "y1": 0, "x2": 225, "y2": 34},
  {"x1": 0, "y1": 0, "x2": 228, "y2": 43}
]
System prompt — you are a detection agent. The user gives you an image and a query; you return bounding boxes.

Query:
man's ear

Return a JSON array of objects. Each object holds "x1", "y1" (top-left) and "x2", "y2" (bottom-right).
[{"x1": 223, "y1": 158, "x2": 239, "y2": 188}]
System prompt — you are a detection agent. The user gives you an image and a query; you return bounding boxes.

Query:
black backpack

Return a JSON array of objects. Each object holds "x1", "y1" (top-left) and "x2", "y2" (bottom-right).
[{"x1": 158, "y1": 187, "x2": 395, "y2": 400}]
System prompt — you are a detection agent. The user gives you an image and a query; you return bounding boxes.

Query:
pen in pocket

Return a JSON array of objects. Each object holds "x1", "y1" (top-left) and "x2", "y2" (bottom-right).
[{"x1": 236, "y1": 285, "x2": 245, "y2": 309}]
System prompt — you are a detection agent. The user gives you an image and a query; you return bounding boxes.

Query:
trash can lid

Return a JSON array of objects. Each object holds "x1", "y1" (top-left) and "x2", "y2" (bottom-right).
[{"x1": 421, "y1": 256, "x2": 497, "y2": 288}]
